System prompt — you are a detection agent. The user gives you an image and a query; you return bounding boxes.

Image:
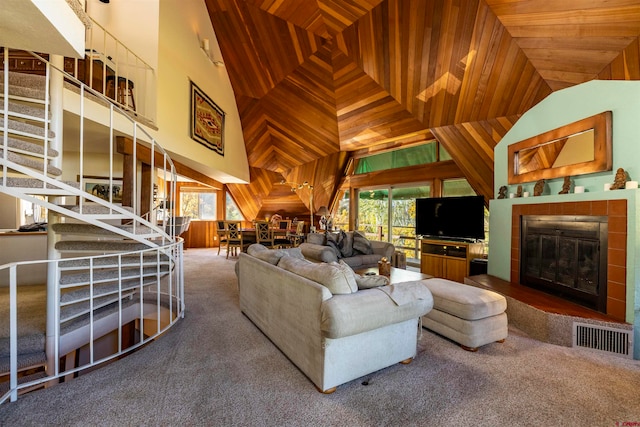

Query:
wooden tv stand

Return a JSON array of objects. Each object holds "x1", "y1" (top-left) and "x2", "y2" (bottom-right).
[{"x1": 420, "y1": 239, "x2": 484, "y2": 283}]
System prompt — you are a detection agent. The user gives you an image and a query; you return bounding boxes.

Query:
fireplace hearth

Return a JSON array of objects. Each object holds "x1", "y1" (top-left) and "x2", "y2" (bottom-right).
[{"x1": 520, "y1": 215, "x2": 608, "y2": 313}]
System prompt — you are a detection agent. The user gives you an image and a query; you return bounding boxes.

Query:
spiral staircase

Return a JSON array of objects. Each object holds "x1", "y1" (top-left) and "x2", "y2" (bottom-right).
[{"x1": 0, "y1": 49, "x2": 185, "y2": 403}]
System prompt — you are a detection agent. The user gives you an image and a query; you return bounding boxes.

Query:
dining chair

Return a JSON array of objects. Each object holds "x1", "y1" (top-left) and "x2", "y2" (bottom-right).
[
  {"x1": 226, "y1": 220, "x2": 249, "y2": 258},
  {"x1": 216, "y1": 220, "x2": 227, "y2": 255},
  {"x1": 274, "y1": 220, "x2": 292, "y2": 248},
  {"x1": 288, "y1": 221, "x2": 305, "y2": 247},
  {"x1": 255, "y1": 220, "x2": 276, "y2": 248}
]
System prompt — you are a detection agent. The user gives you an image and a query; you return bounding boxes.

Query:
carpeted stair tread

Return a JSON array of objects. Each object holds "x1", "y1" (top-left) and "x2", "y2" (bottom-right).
[
  {"x1": 3, "y1": 99, "x2": 47, "y2": 120},
  {"x1": 0, "y1": 334, "x2": 45, "y2": 359},
  {"x1": 3, "y1": 135, "x2": 58, "y2": 157},
  {"x1": 58, "y1": 204, "x2": 134, "y2": 214},
  {"x1": 0, "y1": 71, "x2": 46, "y2": 91},
  {"x1": 0, "y1": 83, "x2": 46, "y2": 101},
  {"x1": 55, "y1": 240, "x2": 152, "y2": 252},
  {"x1": 1, "y1": 117, "x2": 55, "y2": 139},
  {"x1": 60, "y1": 298, "x2": 137, "y2": 335},
  {"x1": 58, "y1": 285, "x2": 172, "y2": 326},
  {"x1": 0, "y1": 149, "x2": 62, "y2": 176},
  {"x1": 58, "y1": 253, "x2": 171, "y2": 269},
  {"x1": 1, "y1": 177, "x2": 79, "y2": 190},
  {"x1": 0, "y1": 370, "x2": 48, "y2": 395},
  {"x1": 51, "y1": 222, "x2": 155, "y2": 236},
  {"x1": 60, "y1": 264, "x2": 171, "y2": 287},
  {"x1": 0, "y1": 351, "x2": 46, "y2": 374}
]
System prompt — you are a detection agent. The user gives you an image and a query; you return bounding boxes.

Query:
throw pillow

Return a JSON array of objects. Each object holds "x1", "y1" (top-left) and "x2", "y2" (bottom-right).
[
  {"x1": 325, "y1": 232, "x2": 343, "y2": 259},
  {"x1": 277, "y1": 257, "x2": 355, "y2": 294},
  {"x1": 352, "y1": 231, "x2": 374, "y2": 255},
  {"x1": 339, "y1": 230, "x2": 354, "y2": 258},
  {"x1": 281, "y1": 247, "x2": 305, "y2": 260},
  {"x1": 355, "y1": 274, "x2": 390, "y2": 289},
  {"x1": 248, "y1": 244, "x2": 287, "y2": 265},
  {"x1": 330, "y1": 261, "x2": 358, "y2": 293}
]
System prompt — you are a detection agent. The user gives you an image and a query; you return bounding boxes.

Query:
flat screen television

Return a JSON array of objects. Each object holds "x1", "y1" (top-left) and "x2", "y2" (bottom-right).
[{"x1": 415, "y1": 196, "x2": 485, "y2": 241}]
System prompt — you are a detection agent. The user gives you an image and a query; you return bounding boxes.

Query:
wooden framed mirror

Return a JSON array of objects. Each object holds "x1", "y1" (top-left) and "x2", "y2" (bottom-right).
[{"x1": 508, "y1": 111, "x2": 612, "y2": 184}]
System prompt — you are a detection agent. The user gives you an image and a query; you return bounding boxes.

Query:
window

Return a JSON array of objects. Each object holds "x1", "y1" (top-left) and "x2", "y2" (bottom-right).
[
  {"x1": 355, "y1": 142, "x2": 439, "y2": 174},
  {"x1": 225, "y1": 192, "x2": 244, "y2": 220},
  {"x1": 356, "y1": 185, "x2": 430, "y2": 266},
  {"x1": 333, "y1": 190, "x2": 349, "y2": 230},
  {"x1": 357, "y1": 188, "x2": 388, "y2": 240},
  {"x1": 180, "y1": 190, "x2": 216, "y2": 219},
  {"x1": 391, "y1": 185, "x2": 430, "y2": 263},
  {"x1": 442, "y1": 178, "x2": 475, "y2": 197}
]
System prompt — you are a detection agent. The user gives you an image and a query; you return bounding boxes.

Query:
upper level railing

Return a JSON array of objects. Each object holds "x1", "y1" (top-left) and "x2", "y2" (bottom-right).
[
  {"x1": 64, "y1": 17, "x2": 156, "y2": 125},
  {"x1": 1, "y1": 47, "x2": 177, "y2": 239}
]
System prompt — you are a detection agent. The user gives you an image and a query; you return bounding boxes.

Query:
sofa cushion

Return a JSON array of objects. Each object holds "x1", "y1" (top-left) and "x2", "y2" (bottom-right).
[
  {"x1": 325, "y1": 233, "x2": 343, "y2": 259},
  {"x1": 338, "y1": 259, "x2": 389, "y2": 289},
  {"x1": 321, "y1": 281, "x2": 433, "y2": 338},
  {"x1": 306, "y1": 233, "x2": 325, "y2": 245},
  {"x1": 247, "y1": 244, "x2": 286, "y2": 265},
  {"x1": 278, "y1": 256, "x2": 357, "y2": 294},
  {"x1": 339, "y1": 231, "x2": 354, "y2": 258},
  {"x1": 281, "y1": 246, "x2": 305, "y2": 260},
  {"x1": 352, "y1": 231, "x2": 374, "y2": 255},
  {"x1": 248, "y1": 244, "x2": 306, "y2": 265},
  {"x1": 356, "y1": 274, "x2": 389, "y2": 289},
  {"x1": 421, "y1": 278, "x2": 507, "y2": 320}
]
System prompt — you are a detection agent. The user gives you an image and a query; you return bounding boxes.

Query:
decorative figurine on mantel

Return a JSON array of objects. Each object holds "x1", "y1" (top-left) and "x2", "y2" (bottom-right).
[
  {"x1": 515, "y1": 185, "x2": 523, "y2": 198},
  {"x1": 610, "y1": 167, "x2": 629, "y2": 190},
  {"x1": 497, "y1": 185, "x2": 507, "y2": 199},
  {"x1": 533, "y1": 179, "x2": 545, "y2": 196},
  {"x1": 559, "y1": 176, "x2": 571, "y2": 194}
]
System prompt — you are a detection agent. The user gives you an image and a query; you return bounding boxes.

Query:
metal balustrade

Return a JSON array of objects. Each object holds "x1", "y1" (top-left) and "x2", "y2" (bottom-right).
[
  {"x1": 1, "y1": 44, "x2": 184, "y2": 403},
  {"x1": 0, "y1": 242, "x2": 185, "y2": 404}
]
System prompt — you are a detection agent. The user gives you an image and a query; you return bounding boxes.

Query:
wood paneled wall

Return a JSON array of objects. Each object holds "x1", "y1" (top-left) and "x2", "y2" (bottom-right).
[{"x1": 205, "y1": 0, "x2": 640, "y2": 222}]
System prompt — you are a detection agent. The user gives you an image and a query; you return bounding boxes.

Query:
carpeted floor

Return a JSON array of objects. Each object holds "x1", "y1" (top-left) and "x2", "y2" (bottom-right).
[{"x1": 1, "y1": 248, "x2": 639, "y2": 426}]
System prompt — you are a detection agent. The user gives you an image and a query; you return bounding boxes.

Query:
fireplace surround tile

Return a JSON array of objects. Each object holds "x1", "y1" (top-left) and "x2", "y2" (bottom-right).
[{"x1": 511, "y1": 200, "x2": 627, "y2": 322}]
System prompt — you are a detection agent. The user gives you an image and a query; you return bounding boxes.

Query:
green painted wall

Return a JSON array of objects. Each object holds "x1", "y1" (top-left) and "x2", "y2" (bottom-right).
[{"x1": 489, "y1": 80, "x2": 640, "y2": 358}]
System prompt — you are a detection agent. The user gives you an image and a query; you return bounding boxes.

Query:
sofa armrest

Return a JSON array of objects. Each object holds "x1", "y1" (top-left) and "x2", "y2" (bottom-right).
[
  {"x1": 321, "y1": 281, "x2": 433, "y2": 339},
  {"x1": 299, "y1": 242, "x2": 338, "y2": 263},
  {"x1": 370, "y1": 240, "x2": 396, "y2": 260}
]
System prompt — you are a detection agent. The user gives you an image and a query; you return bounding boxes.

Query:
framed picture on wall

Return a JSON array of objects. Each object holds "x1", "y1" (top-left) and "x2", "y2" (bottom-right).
[
  {"x1": 77, "y1": 175, "x2": 123, "y2": 204},
  {"x1": 189, "y1": 80, "x2": 225, "y2": 156}
]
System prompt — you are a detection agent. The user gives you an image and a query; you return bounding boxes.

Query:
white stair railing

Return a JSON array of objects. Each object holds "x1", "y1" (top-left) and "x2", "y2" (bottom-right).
[
  {"x1": 0, "y1": 46, "x2": 185, "y2": 403},
  {"x1": 0, "y1": 243, "x2": 185, "y2": 404}
]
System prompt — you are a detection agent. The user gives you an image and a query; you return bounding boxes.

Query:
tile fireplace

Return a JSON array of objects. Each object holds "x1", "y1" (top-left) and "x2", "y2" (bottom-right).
[
  {"x1": 520, "y1": 215, "x2": 608, "y2": 313},
  {"x1": 510, "y1": 200, "x2": 627, "y2": 322}
]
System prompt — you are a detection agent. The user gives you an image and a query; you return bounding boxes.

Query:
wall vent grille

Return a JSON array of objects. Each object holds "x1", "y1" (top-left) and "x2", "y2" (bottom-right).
[{"x1": 572, "y1": 322, "x2": 633, "y2": 359}]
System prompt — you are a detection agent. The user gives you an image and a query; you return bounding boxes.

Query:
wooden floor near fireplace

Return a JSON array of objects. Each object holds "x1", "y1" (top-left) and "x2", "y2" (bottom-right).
[
  {"x1": 464, "y1": 274, "x2": 630, "y2": 348},
  {"x1": 466, "y1": 274, "x2": 624, "y2": 323}
]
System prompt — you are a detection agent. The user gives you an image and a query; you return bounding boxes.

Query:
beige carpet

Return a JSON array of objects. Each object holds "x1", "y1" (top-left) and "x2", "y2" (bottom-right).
[{"x1": 1, "y1": 248, "x2": 639, "y2": 426}]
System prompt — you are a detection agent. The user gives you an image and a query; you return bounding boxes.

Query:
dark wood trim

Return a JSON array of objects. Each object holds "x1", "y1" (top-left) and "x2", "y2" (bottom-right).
[{"x1": 115, "y1": 136, "x2": 223, "y2": 190}]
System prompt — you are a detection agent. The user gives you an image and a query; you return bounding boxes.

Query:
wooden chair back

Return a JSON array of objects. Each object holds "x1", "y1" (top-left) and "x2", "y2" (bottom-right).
[
  {"x1": 278, "y1": 220, "x2": 291, "y2": 231},
  {"x1": 255, "y1": 220, "x2": 274, "y2": 247}
]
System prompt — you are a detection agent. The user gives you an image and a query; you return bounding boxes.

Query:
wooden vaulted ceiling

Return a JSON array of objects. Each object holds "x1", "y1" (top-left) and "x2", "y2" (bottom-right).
[{"x1": 204, "y1": 0, "x2": 640, "y2": 220}]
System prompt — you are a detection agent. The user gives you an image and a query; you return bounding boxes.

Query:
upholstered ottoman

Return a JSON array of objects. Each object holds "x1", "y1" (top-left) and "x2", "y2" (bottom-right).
[{"x1": 420, "y1": 278, "x2": 508, "y2": 351}]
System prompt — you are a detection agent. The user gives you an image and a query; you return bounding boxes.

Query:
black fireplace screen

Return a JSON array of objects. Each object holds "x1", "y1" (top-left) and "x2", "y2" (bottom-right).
[{"x1": 521, "y1": 215, "x2": 607, "y2": 312}]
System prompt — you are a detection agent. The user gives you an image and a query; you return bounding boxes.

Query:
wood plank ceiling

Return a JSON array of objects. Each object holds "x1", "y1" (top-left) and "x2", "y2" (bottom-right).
[{"x1": 204, "y1": 0, "x2": 640, "y2": 220}]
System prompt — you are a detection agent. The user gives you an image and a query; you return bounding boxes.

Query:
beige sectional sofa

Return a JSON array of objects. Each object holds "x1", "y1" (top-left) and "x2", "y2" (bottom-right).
[
  {"x1": 300, "y1": 231, "x2": 395, "y2": 268},
  {"x1": 237, "y1": 244, "x2": 433, "y2": 393}
]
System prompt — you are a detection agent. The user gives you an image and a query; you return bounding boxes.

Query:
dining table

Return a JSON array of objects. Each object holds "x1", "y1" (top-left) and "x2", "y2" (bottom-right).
[{"x1": 241, "y1": 227, "x2": 296, "y2": 245}]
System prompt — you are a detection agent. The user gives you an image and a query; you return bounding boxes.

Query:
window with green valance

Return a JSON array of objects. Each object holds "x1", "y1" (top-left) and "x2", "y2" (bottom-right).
[{"x1": 354, "y1": 142, "x2": 450, "y2": 174}]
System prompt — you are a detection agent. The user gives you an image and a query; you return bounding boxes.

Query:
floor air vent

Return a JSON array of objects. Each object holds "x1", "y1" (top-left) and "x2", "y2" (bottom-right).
[{"x1": 572, "y1": 322, "x2": 633, "y2": 359}]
